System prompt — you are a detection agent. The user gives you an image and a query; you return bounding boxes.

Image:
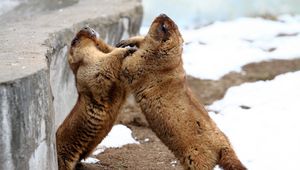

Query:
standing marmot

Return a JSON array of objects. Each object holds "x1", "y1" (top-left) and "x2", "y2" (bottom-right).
[
  {"x1": 117, "y1": 14, "x2": 246, "y2": 170},
  {"x1": 56, "y1": 26, "x2": 131, "y2": 170}
]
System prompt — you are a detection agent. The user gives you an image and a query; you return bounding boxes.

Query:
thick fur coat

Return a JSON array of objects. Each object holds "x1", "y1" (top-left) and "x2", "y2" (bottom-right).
[
  {"x1": 56, "y1": 27, "x2": 130, "y2": 170},
  {"x1": 117, "y1": 14, "x2": 246, "y2": 170}
]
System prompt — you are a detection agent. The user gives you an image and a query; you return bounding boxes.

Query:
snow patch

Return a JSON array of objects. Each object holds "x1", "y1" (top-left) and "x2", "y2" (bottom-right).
[
  {"x1": 92, "y1": 147, "x2": 105, "y2": 156},
  {"x1": 209, "y1": 71, "x2": 300, "y2": 170},
  {"x1": 99, "y1": 124, "x2": 139, "y2": 148},
  {"x1": 93, "y1": 124, "x2": 139, "y2": 155},
  {"x1": 182, "y1": 16, "x2": 300, "y2": 80},
  {"x1": 81, "y1": 157, "x2": 100, "y2": 164},
  {"x1": 140, "y1": 15, "x2": 300, "y2": 80}
]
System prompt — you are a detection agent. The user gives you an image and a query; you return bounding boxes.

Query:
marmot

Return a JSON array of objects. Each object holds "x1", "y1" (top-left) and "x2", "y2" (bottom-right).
[
  {"x1": 56, "y1": 26, "x2": 131, "y2": 170},
  {"x1": 117, "y1": 14, "x2": 246, "y2": 170}
]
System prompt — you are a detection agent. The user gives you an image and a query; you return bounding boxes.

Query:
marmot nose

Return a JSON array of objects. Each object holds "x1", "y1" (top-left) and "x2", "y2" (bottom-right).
[
  {"x1": 159, "y1": 13, "x2": 169, "y2": 18},
  {"x1": 83, "y1": 26, "x2": 93, "y2": 33},
  {"x1": 80, "y1": 26, "x2": 98, "y2": 38}
]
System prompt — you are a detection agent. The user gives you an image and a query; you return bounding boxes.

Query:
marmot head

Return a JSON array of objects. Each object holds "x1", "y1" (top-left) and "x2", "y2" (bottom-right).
[
  {"x1": 68, "y1": 27, "x2": 128, "y2": 96},
  {"x1": 146, "y1": 14, "x2": 184, "y2": 53},
  {"x1": 119, "y1": 14, "x2": 185, "y2": 86},
  {"x1": 70, "y1": 26, "x2": 99, "y2": 48},
  {"x1": 68, "y1": 26, "x2": 100, "y2": 74}
]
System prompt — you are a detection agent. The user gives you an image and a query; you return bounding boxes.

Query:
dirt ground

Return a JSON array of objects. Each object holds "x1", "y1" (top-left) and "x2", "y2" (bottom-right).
[{"x1": 77, "y1": 58, "x2": 300, "y2": 170}]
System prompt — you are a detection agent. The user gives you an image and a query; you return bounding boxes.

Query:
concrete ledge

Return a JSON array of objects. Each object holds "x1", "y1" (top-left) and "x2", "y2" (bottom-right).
[
  {"x1": 0, "y1": 0, "x2": 143, "y2": 169},
  {"x1": 0, "y1": 69, "x2": 54, "y2": 170}
]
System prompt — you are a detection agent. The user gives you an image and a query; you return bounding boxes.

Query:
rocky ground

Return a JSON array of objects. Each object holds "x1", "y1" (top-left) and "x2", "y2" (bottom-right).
[{"x1": 77, "y1": 58, "x2": 300, "y2": 170}]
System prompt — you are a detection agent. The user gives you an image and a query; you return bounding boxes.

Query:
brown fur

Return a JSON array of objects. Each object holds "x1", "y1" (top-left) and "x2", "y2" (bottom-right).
[
  {"x1": 117, "y1": 14, "x2": 247, "y2": 170},
  {"x1": 56, "y1": 27, "x2": 130, "y2": 170}
]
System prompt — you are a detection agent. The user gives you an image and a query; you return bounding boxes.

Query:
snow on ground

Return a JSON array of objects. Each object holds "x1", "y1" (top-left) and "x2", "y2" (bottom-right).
[
  {"x1": 81, "y1": 157, "x2": 100, "y2": 164},
  {"x1": 208, "y1": 71, "x2": 300, "y2": 170},
  {"x1": 140, "y1": 15, "x2": 300, "y2": 80},
  {"x1": 92, "y1": 124, "x2": 139, "y2": 155},
  {"x1": 180, "y1": 15, "x2": 300, "y2": 80},
  {"x1": 98, "y1": 124, "x2": 139, "y2": 148},
  {"x1": 81, "y1": 124, "x2": 139, "y2": 163}
]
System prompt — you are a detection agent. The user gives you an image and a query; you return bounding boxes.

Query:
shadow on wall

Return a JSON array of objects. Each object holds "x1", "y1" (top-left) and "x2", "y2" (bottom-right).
[{"x1": 142, "y1": 0, "x2": 300, "y2": 28}]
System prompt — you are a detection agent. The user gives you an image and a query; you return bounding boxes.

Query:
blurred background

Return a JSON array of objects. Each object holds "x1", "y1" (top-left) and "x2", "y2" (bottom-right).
[
  {"x1": 1, "y1": 0, "x2": 300, "y2": 28},
  {"x1": 142, "y1": 0, "x2": 300, "y2": 28}
]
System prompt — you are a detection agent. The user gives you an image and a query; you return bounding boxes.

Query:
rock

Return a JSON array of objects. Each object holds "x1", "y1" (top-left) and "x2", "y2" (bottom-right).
[{"x1": 0, "y1": 0, "x2": 143, "y2": 169}]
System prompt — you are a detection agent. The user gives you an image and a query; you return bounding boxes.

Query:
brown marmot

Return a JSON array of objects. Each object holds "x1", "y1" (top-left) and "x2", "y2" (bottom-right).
[
  {"x1": 56, "y1": 26, "x2": 131, "y2": 170},
  {"x1": 117, "y1": 14, "x2": 246, "y2": 170}
]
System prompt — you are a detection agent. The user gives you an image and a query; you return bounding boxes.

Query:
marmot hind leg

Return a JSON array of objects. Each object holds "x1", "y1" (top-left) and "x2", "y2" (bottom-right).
[{"x1": 57, "y1": 155, "x2": 76, "y2": 170}]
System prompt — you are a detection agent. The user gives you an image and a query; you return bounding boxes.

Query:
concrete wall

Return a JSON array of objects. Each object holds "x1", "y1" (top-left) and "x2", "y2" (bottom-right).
[
  {"x1": 0, "y1": 0, "x2": 143, "y2": 169},
  {"x1": 0, "y1": 70, "x2": 55, "y2": 170}
]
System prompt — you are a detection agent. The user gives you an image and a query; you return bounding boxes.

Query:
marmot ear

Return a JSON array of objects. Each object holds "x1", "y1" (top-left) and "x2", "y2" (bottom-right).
[
  {"x1": 68, "y1": 52, "x2": 83, "y2": 73},
  {"x1": 68, "y1": 53, "x2": 79, "y2": 64}
]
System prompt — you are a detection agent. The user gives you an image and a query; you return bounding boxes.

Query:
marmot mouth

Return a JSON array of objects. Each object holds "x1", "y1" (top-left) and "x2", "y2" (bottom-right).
[
  {"x1": 150, "y1": 14, "x2": 179, "y2": 42},
  {"x1": 71, "y1": 26, "x2": 99, "y2": 47}
]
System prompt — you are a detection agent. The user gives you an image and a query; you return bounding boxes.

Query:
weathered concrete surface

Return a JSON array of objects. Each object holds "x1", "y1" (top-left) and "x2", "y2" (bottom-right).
[
  {"x1": 0, "y1": 0, "x2": 79, "y2": 24},
  {"x1": 0, "y1": 70, "x2": 54, "y2": 170},
  {"x1": 0, "y1": 0, "x2": 143, "y2": 169}
]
